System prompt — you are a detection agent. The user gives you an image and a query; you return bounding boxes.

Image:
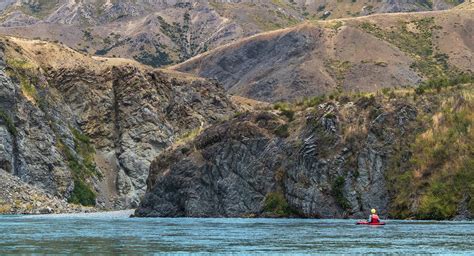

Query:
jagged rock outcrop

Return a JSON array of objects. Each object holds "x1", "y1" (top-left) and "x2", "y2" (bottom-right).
[
  {"x1": 0, "y1": 42, "x2": 73, "y2": 199},
  {"x1": 46, "y1": 65, "x2": 234, "y2": 207},
  {"x1": 136, "y1": 96, "x2": 415, "y2": 218},
  {"x1": 0, "y1": 36, "x2": 235, "y2": 210},
  {"x1": 136, "y1": 85, "x2": 473, "y2": 220}
]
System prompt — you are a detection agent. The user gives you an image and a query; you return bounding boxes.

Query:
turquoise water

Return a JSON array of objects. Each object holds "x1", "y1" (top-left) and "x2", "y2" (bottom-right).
[{"x1": 0, "y1": 211, "x2": 473, "y2": 254}]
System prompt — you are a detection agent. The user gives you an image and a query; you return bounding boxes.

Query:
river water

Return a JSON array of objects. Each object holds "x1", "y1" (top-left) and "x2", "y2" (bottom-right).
[{"x1": 0, "y1": 211, "x2": 473, "y2": 254}]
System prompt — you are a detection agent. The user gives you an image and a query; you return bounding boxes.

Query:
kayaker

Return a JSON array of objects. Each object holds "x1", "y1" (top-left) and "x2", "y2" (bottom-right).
[{"x1": 368, "y1": 209, "x2": 380, "y2": 223}]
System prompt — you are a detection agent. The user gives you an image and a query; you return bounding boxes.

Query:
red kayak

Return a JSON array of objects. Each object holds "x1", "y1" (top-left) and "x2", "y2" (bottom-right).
[{"x1": 356, "y1": 221, "x2": 386, "y2": 225}]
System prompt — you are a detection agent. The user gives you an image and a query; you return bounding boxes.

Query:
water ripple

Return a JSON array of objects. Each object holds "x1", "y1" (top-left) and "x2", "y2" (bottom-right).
[{"x1": 0, "y1": 213, "x2": 473, "y2": 254}]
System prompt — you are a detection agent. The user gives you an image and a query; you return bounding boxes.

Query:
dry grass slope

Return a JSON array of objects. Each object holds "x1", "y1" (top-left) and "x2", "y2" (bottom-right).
[{"x1": 173, "y1": 8, "x2": 473, "y2": 102}]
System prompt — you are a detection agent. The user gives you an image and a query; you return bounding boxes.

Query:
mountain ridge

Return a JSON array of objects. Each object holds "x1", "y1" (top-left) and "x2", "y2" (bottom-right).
[
  {"x1": 173, "y1": 7, "x2": 473, "y2": 102},
  {"x1": 0, "y1": 0, "x2": 466, "y2": 67}
]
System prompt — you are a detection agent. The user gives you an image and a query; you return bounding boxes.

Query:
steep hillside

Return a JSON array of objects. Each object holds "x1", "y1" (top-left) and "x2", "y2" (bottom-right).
[
  {"x1": 173, "y1": 8, "x2": 473, "y2": 102},
  {"x1": 136, "y1": 83, "x2": 474, "y2": 220},
  {"x1": 0, "y1": 0, "x2": 465, "y2": 67},
  {"x1": 0, "y1": 36, "x2": 234, "y2": 211}
]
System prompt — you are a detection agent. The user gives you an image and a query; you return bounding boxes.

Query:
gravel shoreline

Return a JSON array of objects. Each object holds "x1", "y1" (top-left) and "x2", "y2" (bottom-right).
[{"x1": 0, "y1": 170, "x2": 96, "y2": 215}]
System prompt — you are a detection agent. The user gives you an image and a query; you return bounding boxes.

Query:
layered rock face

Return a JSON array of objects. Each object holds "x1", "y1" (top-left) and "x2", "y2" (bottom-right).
[
  {"x1": 135, "y1": 95, "x2": 416, "y2": 218},
  {"x1": 46, "y1": 65, "x2": 234, "y2": 208},
  {"x1": 0, "y1": 37, "x2": 234, "y2": 210},
  {"x1": 0, "y1": 43, "x2": 73, "y2": 199},
  {"x1": 136, "y1": 85, "x2": 474, "y2": 220}
]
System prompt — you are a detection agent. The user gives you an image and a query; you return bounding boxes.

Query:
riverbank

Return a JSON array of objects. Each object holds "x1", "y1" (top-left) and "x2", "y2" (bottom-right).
[
  {"x1": 0, "y1": 170, "x2": 95, "y2": 215},
  {"x1": 27, "y1": 209, "x2": 136, "y2": 218}
]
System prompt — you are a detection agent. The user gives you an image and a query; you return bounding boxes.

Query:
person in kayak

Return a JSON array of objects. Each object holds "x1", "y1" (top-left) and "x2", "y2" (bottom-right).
[{"x1": 368, "y1": 209, "x2": 380, "y2": 223}]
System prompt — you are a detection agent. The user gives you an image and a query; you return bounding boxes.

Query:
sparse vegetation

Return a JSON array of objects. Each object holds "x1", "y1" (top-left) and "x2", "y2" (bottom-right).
[
  {"x1": 57, "y1": 128, "x2": 99, "y2": 206},
  {"x1": 332, "y1": 176, "x2": 351, "y2": 210},
  {"x1": 18, "y1": 0, "x2": 60, "y2": 19},
  {"x1": 263, "y1": 191, "x2": 298, "y2": 216},
  {"x1": 359, "y1": 18, "x2": 463, "y2": 82},
  {"x1": 19, "y1": 76, "x2": 38, "y2": 102},
  {"x1": 82, "y1": 29, "x2": 93, "y2": 41},
  {"x1": 298, "y1": 95, "x2": 326, "y2": 108},
  {"x1": 266, "y1": 83, "x2": 474, "y2": 219},
  {"x1": 416, "y1": 72, "x2": 474, "y2": 94},
  {"x1": 6, "y1": 58, "x2": 40, "y2": 103},
  {"x1": 325, "y1": 60, "x2": 352, "y2": 88},
  {"x1": 0, "y1": 110, "x2": 17, "y2": 136},
  {"x1": 68, "y1": 179, "x2": 96, "y2": 207},
  {"x1": 388, "y1": 86, "x2": 474, "y2": 220},
  {"x1": 71, "y1": 127, "x2": 99, "y2": 178},
  {"x1": 274, "y1": 124, "x2": 290, "y2": 138},
  {"x1": 158, "y1": 14, "x2": 197, "y2": 62},
  {"x1": 133, "y1": 51, "x2": 172, "y2": 68},
  {"x1": 176, "y1": 127, "x2": 203, "y2": 146},
  {"x1": 273, "y1": 102, "x2": 295, "y2": 121},
  {"x1": 328, "y1": 21, "x2": 344, "y2": 31},
  {"x1": 251, "y1": 7, "x2": 299, "y2": 31}
]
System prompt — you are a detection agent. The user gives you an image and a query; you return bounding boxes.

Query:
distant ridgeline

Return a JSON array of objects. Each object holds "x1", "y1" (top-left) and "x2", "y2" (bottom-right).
[{"x1": 0, "y1": 0, "x2": 466, "y2": 67}]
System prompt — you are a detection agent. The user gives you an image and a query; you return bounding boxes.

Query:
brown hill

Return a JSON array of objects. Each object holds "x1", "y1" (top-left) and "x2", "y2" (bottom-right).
[
  {"x1": 0, "y1": 0, "x2": 465, "y2": 67},
  {"x1": 173, "y1": 8, "x2": 474, "y2": 102}
]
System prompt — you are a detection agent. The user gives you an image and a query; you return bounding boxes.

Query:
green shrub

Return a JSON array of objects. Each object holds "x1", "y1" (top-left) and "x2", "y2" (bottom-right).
[
  {"x1": 280, "y1": 109, "x2": 295, "y2": 121},
  {"x1": 0, "y1": 110, "x2": 17, "y2": 136},
  {"x1": 381, "y1": 88, "x2": 391, "y2": 96},
  {"x1": 68, "y1": 179, "x2": 96, "y2": 206},
  {"x1": 326, "y1": 60, "x2": 352, "y2": 83},
  {"x1": 301, "y1": 95, "x2": 326, "y2": 108},
  {"x1": 274, "y1": 124, "x2": 290, "y2": 138},
  {"x1": 71, "y1": 127, "x2": 99, "y2": 178},
  {"x1": 6, "y1": 58, "x2": 41, "y2": 102},
  {"x1": 263, "y1": 191, "x2": 296, "y2": 216},
  {"x1": 414, "y1": 73, "x2": 474, "y2": 95},
  {"x1": 414, "y1": 86, "x2": 425, "y2": 95},
  {"x1": 233, "y1": 111, "x2": 246, "y2": 118},
  {"x1": 58, "y1": 128, "x2": 100, "y2": 206},
  {"x1": 273, "y1": 102, "x2": 290, "y2": 111},
  {"x1": 273, "y1": 102, "x2": 295, "y2": 121},
  {"x1": 332, "y1": 176, "x2": 351, "y2": 210},
  {"x1": 19, "y1": 76, "x2": 38, "y2": 101},
  {"x1": 324, "y1": 112, "x2": 336, "y2": 119}
]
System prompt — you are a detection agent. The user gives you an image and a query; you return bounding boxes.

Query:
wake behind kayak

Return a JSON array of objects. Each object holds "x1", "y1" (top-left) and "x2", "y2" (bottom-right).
[{"x1": 356, "y1": 221, "x2": 386, "y2": 226}]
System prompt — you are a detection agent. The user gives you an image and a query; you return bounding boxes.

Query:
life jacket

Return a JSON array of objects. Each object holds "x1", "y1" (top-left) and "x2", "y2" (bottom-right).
[{"x1": 370, "y1": 214, "x2": 380, "y2": 223}]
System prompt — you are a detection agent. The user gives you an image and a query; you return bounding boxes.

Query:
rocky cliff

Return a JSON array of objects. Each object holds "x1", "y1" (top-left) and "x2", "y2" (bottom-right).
[
  {"x1": 136, "y1": 83, "x2": 473, "y2": 220},
  {"x1": 0, "y1": 36, "x2": 235, "y2": 211}
]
